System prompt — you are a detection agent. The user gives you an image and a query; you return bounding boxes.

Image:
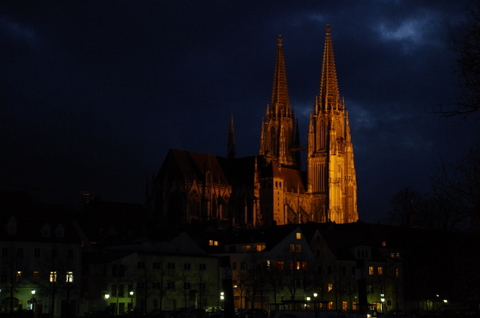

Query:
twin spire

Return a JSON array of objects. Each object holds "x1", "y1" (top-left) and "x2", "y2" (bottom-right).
[
  {"x1": 318, "y1": 24, "x2": 341, "y2": 112},
  {"x1": 270, "y1": 35, "x2": 291, "y2": 116},
  {"x1": 231, "y1": 25, "x2": 342, "y2": 162}
]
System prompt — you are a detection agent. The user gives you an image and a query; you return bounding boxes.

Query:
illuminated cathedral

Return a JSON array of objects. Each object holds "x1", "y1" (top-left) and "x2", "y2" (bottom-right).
[{"x1": 148, "y1": 26, "x2": 359, "y2": 227}]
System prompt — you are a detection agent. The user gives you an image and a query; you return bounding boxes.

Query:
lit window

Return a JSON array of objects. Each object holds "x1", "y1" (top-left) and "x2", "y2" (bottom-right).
[
  {"x1": 396, "y1": 252, "x2": 401, "y2": 258},
  {"x1": 16, "y1": 271, "x2": 22, "y2": 282},
  {"x1": 256, "y1": 244, "x2": 265, "y2": 252},
  {"x1": 395, "y1": 268, "x2": 400, "y2": 277},
  {"x1": 381, "y1": 241, "x2": 387, "y2": 247},
  {"x1": 242, "y1": 245, "x2": 251, "y2": 252},
  {"x1": 368, "y1": 266, "x2": 374, "y2": 275},
  {"x1": 50, "y1": 271, "x2": 57, "y2": 282},
  {"x1": 378, "y1": 267, "x2": 383, "y2": 275},
  {"x1": 289, "y1": 244, "x2": 295, "y2": 252},
  {"x1": 295, "y1": 244, "x2": 302, "y2": 252},
  {"x1": 327, "y1": 284, "x2": 333, "y2": 292},
  {"x1": 274, "y1": 261, "x2": 284, "y2": 270},
  {"x1": 209, "y1": 240, "x2": 213, "y2": 246},
  {"x1": 66, "y1": 271, "x2": 74, "y2": 283},
  {"x1": 296, "y1": 232, "x2": 302, "y2": 240},
  {"x1": 214, "y1": 240, "x2": 218, "y2": 246}
]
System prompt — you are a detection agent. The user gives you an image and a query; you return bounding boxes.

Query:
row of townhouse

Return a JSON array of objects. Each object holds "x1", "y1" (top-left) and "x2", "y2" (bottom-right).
[
  {"x1": 2, "y1": 192, "x2": 476, "y2": 318},
  {"x1": 217, "y1": 224, "x2": 403, "y2": 314}
]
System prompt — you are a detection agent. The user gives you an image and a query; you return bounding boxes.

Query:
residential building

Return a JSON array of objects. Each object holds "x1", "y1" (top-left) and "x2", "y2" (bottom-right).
[{"x1": 0, "y1": 191, "x2": 84, "y2": 318}]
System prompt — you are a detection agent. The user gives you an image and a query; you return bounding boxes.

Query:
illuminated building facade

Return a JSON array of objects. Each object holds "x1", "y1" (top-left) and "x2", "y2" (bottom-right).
[{"x1": 149, "y1": 26, "x2": 358, "y2": 226}]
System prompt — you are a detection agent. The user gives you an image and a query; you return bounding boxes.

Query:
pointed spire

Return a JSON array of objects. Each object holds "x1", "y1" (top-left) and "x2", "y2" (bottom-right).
[
  {"x1": 227, "y1": 108, "x2": 236, "y2": 158},
  {"x1": 270, "y1": 35, "x2": 291, "y2": 115},
  {"x1": 318, "y1": 24, "x2": 341, "y2": 113}
]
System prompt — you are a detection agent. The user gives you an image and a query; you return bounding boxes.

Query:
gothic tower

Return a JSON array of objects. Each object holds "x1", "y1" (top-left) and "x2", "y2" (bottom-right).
[
  {"x1": 260, "y1": 35, "x2": 299, "y2": 168},
  {"x1": 307, "y1": 25, "x2": 358, "y2": 223}
]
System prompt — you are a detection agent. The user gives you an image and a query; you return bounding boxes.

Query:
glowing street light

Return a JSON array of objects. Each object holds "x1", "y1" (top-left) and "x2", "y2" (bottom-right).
[{"x1": 129, "y1": 291, "x2": 134, "y2": 311}]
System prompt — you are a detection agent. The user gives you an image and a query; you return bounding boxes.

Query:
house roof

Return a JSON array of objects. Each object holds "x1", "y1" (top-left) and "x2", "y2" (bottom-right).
[
  {"x1": 0, "y1": 191, "x2": 82, "y2": 244},
  {"x1": 76, "y1": 198, "x2": 154, "y2": 246}
]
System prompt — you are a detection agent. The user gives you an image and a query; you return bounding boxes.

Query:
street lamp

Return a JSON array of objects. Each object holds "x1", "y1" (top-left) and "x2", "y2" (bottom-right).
[
  {"x1": 104, "y1": 294, "x2": 110, "y2": 312},
  {"x1": 30, "y1": 290, "x2": 36, "y2": 310},
  {"x1": 129, "y1": 291, "x2": 134, "y2": 311}
]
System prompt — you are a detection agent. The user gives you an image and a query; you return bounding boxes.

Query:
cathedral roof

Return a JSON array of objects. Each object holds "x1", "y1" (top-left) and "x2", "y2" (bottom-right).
[
  {"x1": 260, "y1": 160, "x2": 306, "y2": 193},
  {"x1": 279, "y1": 166, "x2": 307, "y2": 193},
  {"x1": 160, "y1": 148, "x2": 231, "y2": 185}
]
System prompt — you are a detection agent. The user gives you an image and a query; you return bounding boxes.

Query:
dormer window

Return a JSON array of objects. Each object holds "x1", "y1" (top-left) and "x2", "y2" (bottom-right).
[
  {"x1": 42, "y1": 224, "x2": 51, "y2": 237},
  {"x1": 354, "y1": 246, "x2": 371, "y2": 260},
  {"x1": 56, "y1": 224, "x2": 65, "y2": 238}
]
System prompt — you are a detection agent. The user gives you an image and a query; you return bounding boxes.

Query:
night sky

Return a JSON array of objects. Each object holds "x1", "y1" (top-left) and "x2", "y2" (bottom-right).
[{"x1": 1, "y1": 1, "x2": 478, "y2": 223}]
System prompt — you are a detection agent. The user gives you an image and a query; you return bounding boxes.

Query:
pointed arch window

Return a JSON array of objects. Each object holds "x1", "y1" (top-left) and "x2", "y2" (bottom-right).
[{"x1": 188, "y1": 191, "x2": 200, "y2": 217}]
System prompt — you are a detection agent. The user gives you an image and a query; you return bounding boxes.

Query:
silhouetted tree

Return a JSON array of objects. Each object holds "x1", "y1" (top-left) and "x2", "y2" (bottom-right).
[
  {"x1": 0, "y1": 243, "x2": 26, "y2": 318},
  {"x1": 419, "y1": 191, "x2": 468, "y2": 231},
  {"x1": 429, "y1": 141, "x2": 480, "y2": 230},
  {"x1": 237, "y1": 252, "x2": 268, "y2": 309},
  {"x1": 443, "y1": 0, "x2": 480, "y2": 118},
  {"x1": 386, "y1": 187, "x2": 425, "y2": 228}
]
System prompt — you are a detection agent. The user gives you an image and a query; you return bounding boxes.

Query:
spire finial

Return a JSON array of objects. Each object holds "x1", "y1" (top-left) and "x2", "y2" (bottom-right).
[{"x1": 227, "y1": 107, "x2": 236, "y2": 159}]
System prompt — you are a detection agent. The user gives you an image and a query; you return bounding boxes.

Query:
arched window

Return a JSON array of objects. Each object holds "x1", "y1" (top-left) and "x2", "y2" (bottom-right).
[{"x1": 188, "y1": 192, "x2": 200, "y2": 217}]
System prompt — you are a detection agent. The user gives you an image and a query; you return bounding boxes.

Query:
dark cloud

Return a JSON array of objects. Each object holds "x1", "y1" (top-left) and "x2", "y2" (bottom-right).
[{"x1": 1, "y1": 1, "x2": 477, "y2": 222}]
